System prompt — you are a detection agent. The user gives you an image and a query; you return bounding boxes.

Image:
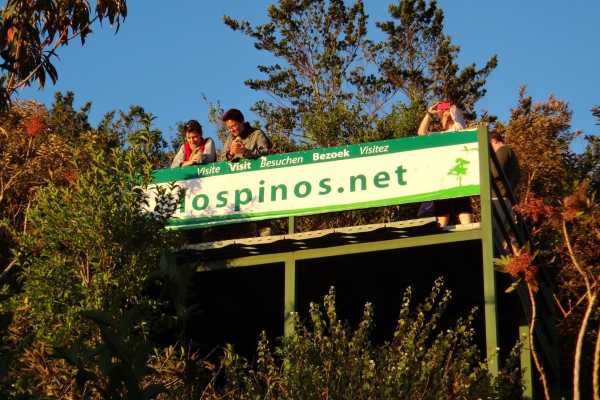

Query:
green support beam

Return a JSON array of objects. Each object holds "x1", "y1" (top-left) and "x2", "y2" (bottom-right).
[
  {"x1": 284, "y1": 256, "x2": 297, "y2": 336},
  {"x1": 198, "y1": 228, "x2": 481, "y2": 270},
  {"x1": 519, "y1": 324, "x2": 534, "y2": 400},
  {"x1": 478, "y1": 126, "x2": 500, "y2": 375}
]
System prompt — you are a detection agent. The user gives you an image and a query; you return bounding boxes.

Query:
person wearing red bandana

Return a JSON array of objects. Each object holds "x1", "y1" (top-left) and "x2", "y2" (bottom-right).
[
  {"x1": 417, "y1": 101, "x2": 472, "y2": 227},
  {"x1": 171, "y1": 120, "x2": 216, "y2": 168}
]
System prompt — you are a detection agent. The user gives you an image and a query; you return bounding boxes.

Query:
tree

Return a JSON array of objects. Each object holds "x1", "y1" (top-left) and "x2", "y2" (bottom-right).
[
  {"x1": 377, "y1": 0, "x2": 497, "y2": 118},
  {"x1": 224, "y1": 0, "x2": 388, "y2": 147},
  {"x1": 496, "y1": 92, "x2": 600, "y2": 399},
  {"x1": 569, "y1": 106, "x2": 600, "y2": 192},
  {"x1": 98, "y1": 105, "x2": 169, "y2": 168},
  {"x1": 0, "y1": 93, "x2": 180, "y2": 397},
  {"x1": 224, "y1": 0, "x2": 498, "y2": 150},
  {"x1": 496, "y1": 87, "x2": 576, "y2": 201},
  {"x1": 0, "y1": 95, "x2": 90, "y2": 282},
  {"x1": 0, "y1": 0, "x2": 128, "y2": 111}
]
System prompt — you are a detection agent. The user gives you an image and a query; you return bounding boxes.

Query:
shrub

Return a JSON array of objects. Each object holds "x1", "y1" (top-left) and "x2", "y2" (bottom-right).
[{"x1": 203, "y1": 279, "x2": 523, "y2": 399}]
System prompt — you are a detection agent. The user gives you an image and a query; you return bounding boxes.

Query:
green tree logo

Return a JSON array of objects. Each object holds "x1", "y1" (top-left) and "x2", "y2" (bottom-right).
[{"x1": 448, "y1": 158, "x2": 470, "y2": 186}]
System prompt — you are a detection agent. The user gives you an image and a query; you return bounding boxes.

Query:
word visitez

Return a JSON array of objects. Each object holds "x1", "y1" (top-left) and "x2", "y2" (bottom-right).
[{"x1": 360, "y1": 144, "x2": 389, "y2": 155}]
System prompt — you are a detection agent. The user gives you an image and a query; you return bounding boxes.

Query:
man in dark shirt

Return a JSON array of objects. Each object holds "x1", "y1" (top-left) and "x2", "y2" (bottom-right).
[
  {"x1": 490, "y1": 130, "x2": 521, "y2": 251},
  {"x1": 220, "y1": 109, "x2": 273, "y2": 237},
  {"x1": 222, "y1": 108, "x2": 271, "y2": 161},
  {"x1": 490, "y1": 131, "x2": 520, "y2": 197}
]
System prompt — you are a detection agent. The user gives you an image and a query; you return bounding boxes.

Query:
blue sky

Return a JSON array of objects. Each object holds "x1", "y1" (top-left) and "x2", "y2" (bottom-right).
[{"x1": 17, "y1": 1, "x2": 600, "y2": 152}]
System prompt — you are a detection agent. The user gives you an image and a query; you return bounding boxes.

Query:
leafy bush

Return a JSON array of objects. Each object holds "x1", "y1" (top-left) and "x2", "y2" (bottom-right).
[
  {"x1": 9, "y1": 147, "x2": 175, "y2": 346},
  {"x1": 202, "y1": 279, "x2": 523, "y2": 399},
  {"x1": 0, "y1": 144, "x2": 180, "y2": 398}
]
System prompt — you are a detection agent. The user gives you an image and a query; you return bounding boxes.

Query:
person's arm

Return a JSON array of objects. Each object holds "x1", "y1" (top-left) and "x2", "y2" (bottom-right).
[
  {"x1": 201, "y1": 138, "x2": 216, "y2": 163},
  {"x1": 245, "y1": 130, "x2": 271, "y2": 158},
  {"x1": 417, "y1": 104, "x2": 439, "y2": 136},
  {"x1": 170, "y1": 145, "x2": 185, "y2": 168},
  {"x1": 181, "y1": 149, "x2": 201, "y2": 166},
  {"x1": 225, "y1": 137, "x2": 243, "y2": 161},
  {"x1": 417, "y1": 113, "x2": 432, "y2": 136},
  {"x1": 223, "y1": 136, "x2": 236, "y2": 161}
]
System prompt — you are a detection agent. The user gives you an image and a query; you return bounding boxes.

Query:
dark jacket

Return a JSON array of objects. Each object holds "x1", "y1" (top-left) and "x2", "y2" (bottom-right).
[
  {"x1": 223, "y1": 123, "x2": 271, "y2": 161},
  {"x1": 491, "y1": 144, "x2": 520, "y2": 197}
]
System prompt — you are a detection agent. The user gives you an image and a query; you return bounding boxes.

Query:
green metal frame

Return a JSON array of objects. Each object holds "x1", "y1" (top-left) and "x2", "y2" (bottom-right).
[
  {"x1": 477, "y1": 126, "x2": 499, "y2": 374},
  {"x1": 195, "y1": 228, "x2": 483, "y2": 337}
]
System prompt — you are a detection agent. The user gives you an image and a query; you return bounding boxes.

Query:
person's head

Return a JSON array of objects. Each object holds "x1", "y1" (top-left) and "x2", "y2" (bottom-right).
[
  {"x1": 434, "y1": 101, "x2": 466, "y2": 131},
  {"x1": 490, "y1": 130, "x2": 505, "y2": 143},
  {"x1": 222, "y1": 108, "x2": 246, "y2": 137},
  {"x1": 433, "y1": 101, "x2": 454, "y2": 130},
  {"x1": 183, "y1": 120, "x2": 203, "y2": 149},
  {"x1": 489, "y1": 130, "x2": 505, "y2": 151}
]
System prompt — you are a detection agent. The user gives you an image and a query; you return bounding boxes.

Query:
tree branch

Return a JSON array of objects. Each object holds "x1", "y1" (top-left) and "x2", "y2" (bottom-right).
[
  {"x1": 574, "y1": 292, "x2": 597, "y2": 400},
  {"x1": 0, "y1": 258, "x2": 18, "y2": 282},
  {"x1": 528, "y1": 283, "x2": 551, "y2": 400},
  {"x1": 562, "y1": 219, "x2": 593, "y2": 298},
  {"x1": 7, "y1": 16, "x2": 99, "y2": 94},
  {"x1": 593, "y1": 320, "x2": 600, "y2": 400}
]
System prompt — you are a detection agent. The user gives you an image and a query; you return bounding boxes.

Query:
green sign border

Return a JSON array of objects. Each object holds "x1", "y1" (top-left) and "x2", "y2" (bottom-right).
[
  {"x1": 153, "y1": 130, "x2": 478, "y2": 184},
  {"x1": 150, "y1": 130, "x2": 480, "y2": 231}
]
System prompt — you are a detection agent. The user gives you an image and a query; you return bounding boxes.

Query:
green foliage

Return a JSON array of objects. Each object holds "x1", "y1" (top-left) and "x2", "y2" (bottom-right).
[
  {"x1": 223, "y1": 0, "x2": 497, "y2": 149},
  {"x1": 377, "y1": 0, "x2": 497, "y2": 116},
  {"x1": 204, "y1": 280, "x2": 523, "y2": 399},
  {"x1": 98, "y1": 105, "x2": 169, "y2": 168},
  {"x1": 224, "y1": 0, "x2": 388, "y2": 146},
  {"x1": 9, "y1": 146, "x2": 176, "y2": 346},
  {"x1": 375, "y1": 99, "x2": 427, "y2": 140},
  {"x1": 45, "y1": 91, "x2": 93, "y2": 140},
  {"x1": 498, "y1": 87, "x2": 576, "y2": 200},
  {"x1": 57, "y1": 308, "x2": 165, "y2": 399},
  {"x1": 0, "y1": 95, "x2": 179, "y2": 397},
  {"x1": 0, "y1": 0, "x2": 127, "y2": 111}
]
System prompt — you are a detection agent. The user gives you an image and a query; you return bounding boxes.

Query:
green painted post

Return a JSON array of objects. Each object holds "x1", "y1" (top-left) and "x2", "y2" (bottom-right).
[
  {"x1": 284, "y1": 256, "x2": 297, "y2": 336},
  {"x1": 519, "y1": 325, "x2": 534, "y2": 400},
  {"x1": 478, "y1": 125, "x2": 500, "y2": 375},
  {"x1": 285, "y1": 217, "x2": 296, "y2": 336}
]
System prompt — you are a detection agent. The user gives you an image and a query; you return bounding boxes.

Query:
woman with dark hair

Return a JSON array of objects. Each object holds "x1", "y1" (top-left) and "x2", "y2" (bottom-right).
[
  {"x1": 171, "y1": 120, "x2": 216, "y2": 168},
  {"x1": 417, "y1": 101, "x2": 473, "y2": 227}
]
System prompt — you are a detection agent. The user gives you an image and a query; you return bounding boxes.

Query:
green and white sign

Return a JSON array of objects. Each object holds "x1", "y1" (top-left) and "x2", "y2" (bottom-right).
[{"x1": 147, "y1": 130, "x2": 480, "y2": 230}]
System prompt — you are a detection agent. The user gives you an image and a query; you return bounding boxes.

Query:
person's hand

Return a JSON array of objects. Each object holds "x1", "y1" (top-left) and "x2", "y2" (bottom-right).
[
  {"x1": 189, "y1": 151, "x2": 202, "y2": 163},
  {"x1": 231, "y1": 139, "x2": 246, "y2": 156},
  {"x1": 182, "y1": 150, "x2": 202, "y2": 166},
  {"x1": 427, "y1": 102, "x2": 441, "y2": 116}
]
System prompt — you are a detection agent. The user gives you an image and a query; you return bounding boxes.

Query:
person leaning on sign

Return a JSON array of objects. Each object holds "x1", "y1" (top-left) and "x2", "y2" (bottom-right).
[
  {"x1": 222, "y1": 108, "x2": 271, "y2": 161},
  {"x1": 417, "y1": 101, "x2": 473, "y2": 227},
  {"x1": 171, "y1": 120, "x2": 216, "y2": 168},
  {"x1": 220, "y1": 109, "x2": 273, "y2": 237}
]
